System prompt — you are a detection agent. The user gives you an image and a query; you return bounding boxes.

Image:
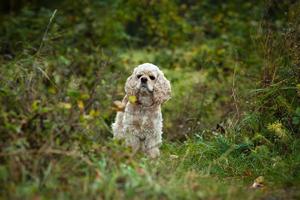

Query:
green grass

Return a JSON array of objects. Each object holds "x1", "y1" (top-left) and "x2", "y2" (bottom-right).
[{"x1": 1, "y1": 136, "x2": 299, "y2": 199}]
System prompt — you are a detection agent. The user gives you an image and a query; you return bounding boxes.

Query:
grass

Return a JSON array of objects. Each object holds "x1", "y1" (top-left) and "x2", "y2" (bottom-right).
[{"x1": 1, "y1": 135, "x2": 299, "y2": 199}]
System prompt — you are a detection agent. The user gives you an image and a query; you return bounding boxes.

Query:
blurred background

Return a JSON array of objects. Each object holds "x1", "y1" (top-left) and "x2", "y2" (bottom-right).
[
  {"x1": 0, "y1": 0, "x2": 299, "y2": 199},
  {"x1": 1, "y1": 0, "x2": 299, "y2": 147}
]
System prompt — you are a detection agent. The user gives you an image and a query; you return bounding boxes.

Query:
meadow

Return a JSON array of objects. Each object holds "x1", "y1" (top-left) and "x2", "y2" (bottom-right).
[{"x1": 0, "y1": 0, "x2": 299, "y2": 199}]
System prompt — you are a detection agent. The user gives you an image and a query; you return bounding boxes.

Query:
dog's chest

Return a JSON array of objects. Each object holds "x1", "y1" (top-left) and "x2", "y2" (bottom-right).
[
  {"x1": 129, "y1": 108, "x2": 153, "y2": 128},
  {"x1": 124, "y1": 104, "x2": 160, "y2": 132}
]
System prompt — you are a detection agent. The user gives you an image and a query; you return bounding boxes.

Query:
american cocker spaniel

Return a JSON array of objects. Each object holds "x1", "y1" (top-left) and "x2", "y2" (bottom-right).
[{"x1": 112, "y1": 63, "x2": 171, "y2": 158}]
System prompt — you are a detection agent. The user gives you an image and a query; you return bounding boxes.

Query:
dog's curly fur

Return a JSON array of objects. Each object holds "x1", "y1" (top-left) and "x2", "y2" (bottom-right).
[{"x1": 112, "y1": 63, "x2": 171, "y2": 158}]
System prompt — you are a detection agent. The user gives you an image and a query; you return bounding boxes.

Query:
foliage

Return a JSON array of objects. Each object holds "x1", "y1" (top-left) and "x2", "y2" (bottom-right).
[{"x1": 0, "y1": 0, "x2": 300, "y2": 199}]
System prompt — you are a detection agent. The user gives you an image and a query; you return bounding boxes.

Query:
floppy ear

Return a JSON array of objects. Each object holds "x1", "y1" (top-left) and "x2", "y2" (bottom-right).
[
  {"x1": 153, "y1": 70, "x2": 171, "y2": 105},
  {"x1": 125, "y1": 72, "x2": 137, "y2": 96}
]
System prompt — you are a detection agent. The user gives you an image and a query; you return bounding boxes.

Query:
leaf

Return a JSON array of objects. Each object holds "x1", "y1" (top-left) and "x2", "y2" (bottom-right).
[
  {"x1": 295, "y1": 107, "x2": 300, "y2": 115},
  {"x1": 251, "y1": 176, "x2": 265, "y2": 189},
  {"x1": 32, "y1": 100, "x2": 41, "y2": 111},
  {"x1": 67, "y1": 89, "x2": 81, "y2": 99},
  {"x1": 128, "y1": 95, "x2": 137, "y2": 104},
  {"x1": 89, "y1": 109, "x2": 100, "y2": 117},
  {"x1": 292, "y1": 117, "x2": 300, "y2": 125},
  {"x1": 170, "y1": 154, "x2": 179, "y2": 159},
  {"x1": 0, "y1": 166, "x2": 8, "y2": 181},
  {"x1": 48, "y1": 87, "x2": 56, "y2": 94},
  {"x1": 58, "y1": 102, "x2": 72, "y2": 109},
  {"x1": 77, "y1": 100, "x2": 84, "y2": 111},
  {"x1": 59, "y1": 55, "x2": 71, "y2": 65},
  {"x1": 80, "y1": 93, "x2": 90, "y2": 100}
]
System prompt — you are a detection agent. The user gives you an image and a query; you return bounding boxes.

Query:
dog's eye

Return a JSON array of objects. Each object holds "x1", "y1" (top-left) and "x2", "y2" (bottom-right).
[
  {"x1": 149, "y1": 75, "x2": 155, "y2": 80},
  {"x1": 137, "y1": 75, "x2": 142, "y2": 79}
]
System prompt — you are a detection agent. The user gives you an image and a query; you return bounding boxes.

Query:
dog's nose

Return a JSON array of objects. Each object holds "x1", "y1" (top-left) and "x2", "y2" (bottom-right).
[{"x1": 141, "y1": 77, "x2": 147, "y2": 83}]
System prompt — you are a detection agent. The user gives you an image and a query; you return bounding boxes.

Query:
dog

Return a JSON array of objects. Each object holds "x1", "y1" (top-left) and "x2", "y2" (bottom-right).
[{"x1": 112, "y1": 63, "x2": 171, "y2": 158}]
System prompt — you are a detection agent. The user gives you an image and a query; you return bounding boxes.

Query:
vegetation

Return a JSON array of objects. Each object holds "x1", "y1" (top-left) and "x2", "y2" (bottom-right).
[{"x1": 0, "y1": 0, "x2": 299, "y2": 199}]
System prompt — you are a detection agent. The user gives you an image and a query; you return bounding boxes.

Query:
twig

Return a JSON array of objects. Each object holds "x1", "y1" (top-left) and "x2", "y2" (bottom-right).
[
  {"x1": 231, "y1": 51, "x2": 240, "y2": 123},
  {"x1": 37, "y1": 9, "x2": 57, "y2": 55}
]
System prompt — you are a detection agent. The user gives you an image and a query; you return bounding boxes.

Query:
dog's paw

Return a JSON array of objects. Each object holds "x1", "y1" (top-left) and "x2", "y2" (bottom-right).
[
  {"x1": 147, "y1": 148, "x2": 160, "y2": 159},
  {"x1": 113, "y1": 100, "x2": 125, "y2": 112}
]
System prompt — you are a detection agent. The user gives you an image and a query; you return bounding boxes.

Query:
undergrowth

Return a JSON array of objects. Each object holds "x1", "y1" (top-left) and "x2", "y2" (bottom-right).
[{"x1": 0, "y1": 0, "x2": 300, "y2": 199}]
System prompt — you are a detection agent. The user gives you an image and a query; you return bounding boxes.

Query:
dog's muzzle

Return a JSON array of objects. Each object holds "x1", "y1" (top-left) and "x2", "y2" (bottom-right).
[{"x1": 141, "y1": 77, "x2": 147, "y2": 83}]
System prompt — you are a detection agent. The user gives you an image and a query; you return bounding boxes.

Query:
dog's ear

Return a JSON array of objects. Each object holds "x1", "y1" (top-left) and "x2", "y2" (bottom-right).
[
  {"x1": 125, "y1": 69, "x2": 137, "y2": 96},
  {"x1": 153, "y1": 70, "x2": 171, "y2": 105}
]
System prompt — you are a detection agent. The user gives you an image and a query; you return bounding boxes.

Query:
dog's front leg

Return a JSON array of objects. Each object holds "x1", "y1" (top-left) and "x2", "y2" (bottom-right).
[
  {"x1": 147, "y1": 147, "x2": 160, "y2": 159},
  {"x1": 125, "y1": 134, "x2": 140, "y2": 154},
  {"x1": 145, "y1": 136, "x2": 161, "y2": 158}
]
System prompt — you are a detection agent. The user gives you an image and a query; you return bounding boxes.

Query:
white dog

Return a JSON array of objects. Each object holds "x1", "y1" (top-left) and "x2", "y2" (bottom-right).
[{"x1": 112, "y1": 63, "x2": 171, "y2": 158}]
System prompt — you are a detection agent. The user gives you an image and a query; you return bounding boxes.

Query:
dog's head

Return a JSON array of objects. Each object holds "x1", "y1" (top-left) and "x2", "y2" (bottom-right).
[{"x1": 125, "y1": 63, "x2": 171, "y2": 106}]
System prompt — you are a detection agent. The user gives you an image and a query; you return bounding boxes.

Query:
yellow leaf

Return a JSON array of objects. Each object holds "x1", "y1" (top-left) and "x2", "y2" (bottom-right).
[
  {"x1": 48, "y1": 87, "x2": 56, "y2": 94},
  {"x1": 213, "y1": 13, "x2": 223, "y2": 22},
  {"x1": 32, "y1": 100, "x2": 40, "y2": 111},
  {"x1": 251, "y1": 176, "x2": 265, "y2": 189},
  {"x1": 77, "y1": 100, "x2": 84, "y2": 111},
  {"x1": 128, "y1": 95, "x2": 137, "y2": 104},
  {"x1": 83, "y1": 114, "x2": 92, "y2": 120},
  {"x1": 217, "y1": 48, "x2": 225, "y2": 55},
  {"x1": 80, "y1": 93, "x2": 90, "y2": 100},
  {"x1": 58, "y1": 102, "x2": 72, "y2": 109},
  {"x1": 89, "y1": 109, "x2": 100, "y2": 117},
  {"x1": 170, "y1": 154, "x2": 179, "y2": 159}
]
